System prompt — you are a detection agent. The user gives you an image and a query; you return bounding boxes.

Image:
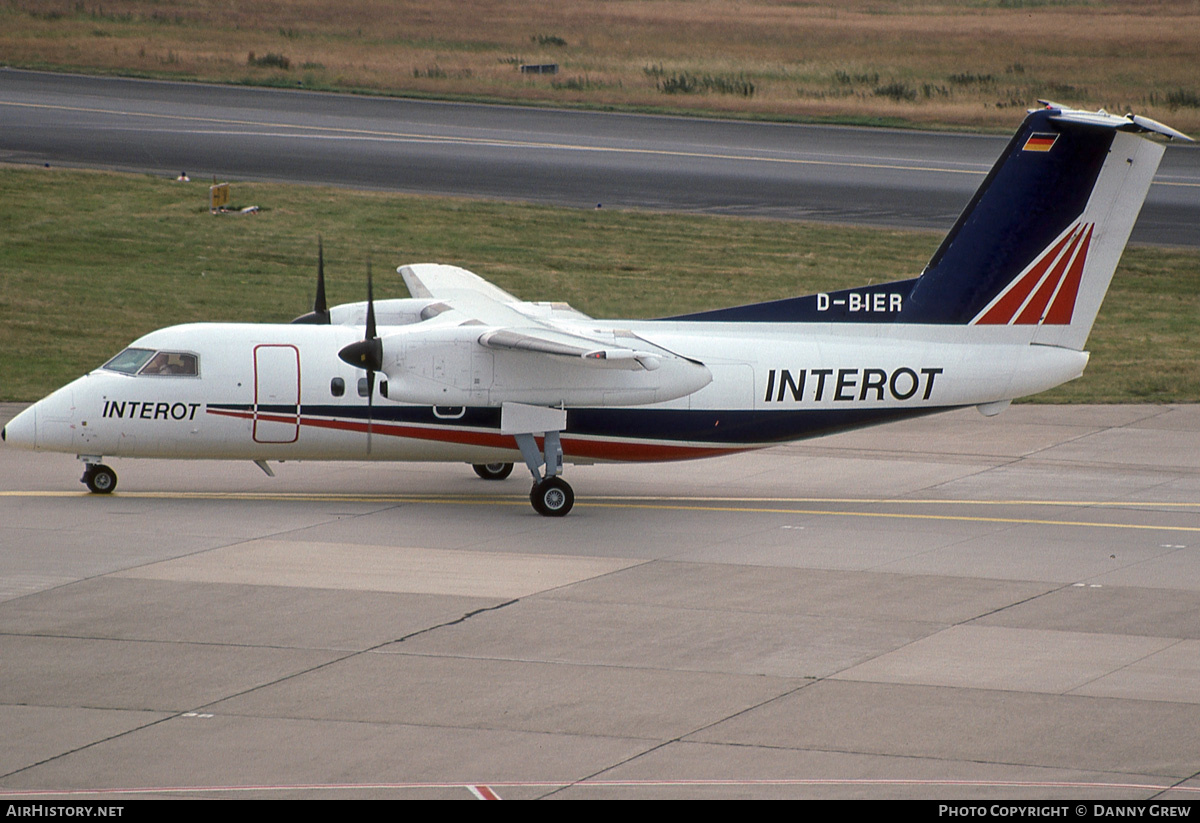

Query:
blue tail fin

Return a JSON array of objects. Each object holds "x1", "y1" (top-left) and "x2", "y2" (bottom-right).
[
  {"x1": 902, "y1": 106, "x2": 1114, "y2": 325},
  {"x1": 669, "y1": 103, "x2": 1184, "y2": 346}
]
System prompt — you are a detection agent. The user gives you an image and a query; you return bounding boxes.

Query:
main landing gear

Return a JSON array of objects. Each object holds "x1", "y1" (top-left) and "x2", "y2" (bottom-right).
[
  {"x1": 530, "y1": 475, "x2": 574, "y2": 517},
  {"x1": 472, "y1": 462, "x2": 514, "y2": 481},
  {"x1": 80, "y1": 461, "x2": 117, "y2": 494},
  {"x1": 472, "y1": 458, "x2": 572, "y2": 516},
  {"x1": 503, "y1": 403, "x2": 575, "y2": 517},
  {"x1": 512, "y1": 430, "x2": 574, "y2": 517}
]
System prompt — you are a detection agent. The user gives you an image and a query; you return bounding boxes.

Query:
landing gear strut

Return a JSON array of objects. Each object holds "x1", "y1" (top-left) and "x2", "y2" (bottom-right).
[
  {"x1": 503, "y1": 403, "x2": 574, "y2": 517},
  {"x1": 81, "y1": 463, "x2": 117, "y2": 494}
]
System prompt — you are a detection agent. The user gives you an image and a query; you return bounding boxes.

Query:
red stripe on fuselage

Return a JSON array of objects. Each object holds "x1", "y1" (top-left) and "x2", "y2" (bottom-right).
[{"x1": 205, "y1": 408, "x2": 747, "y2": 462}]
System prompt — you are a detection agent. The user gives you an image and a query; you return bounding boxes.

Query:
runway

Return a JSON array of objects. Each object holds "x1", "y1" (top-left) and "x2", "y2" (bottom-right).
[
  {"x1": 1, "y1": 402, "x2": 1198, "y2": 799},
  {"x1": 1, "y1": 69, "x2": 1198, "y2": 246}
]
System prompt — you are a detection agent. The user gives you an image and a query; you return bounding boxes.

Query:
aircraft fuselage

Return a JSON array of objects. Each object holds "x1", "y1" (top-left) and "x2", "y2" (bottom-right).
[{"x1": 6, "y1": 318, "x2": 1086, "y2": 465}]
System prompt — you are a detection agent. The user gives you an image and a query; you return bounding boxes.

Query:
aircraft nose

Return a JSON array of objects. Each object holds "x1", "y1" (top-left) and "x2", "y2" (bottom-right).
[{"x1": 2, "y1": 405, "x2": 37, "y2": 449}]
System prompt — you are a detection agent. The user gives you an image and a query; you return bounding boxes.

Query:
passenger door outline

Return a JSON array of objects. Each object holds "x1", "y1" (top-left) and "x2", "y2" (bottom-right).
[{"x1": 253, "y1": 344, "x2": 300, "y2": 444}]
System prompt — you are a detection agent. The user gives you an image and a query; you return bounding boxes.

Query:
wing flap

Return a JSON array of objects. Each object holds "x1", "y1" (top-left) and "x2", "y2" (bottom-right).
[{"x1": 478, "y1": 328, "x2": 659, "y2": 370}]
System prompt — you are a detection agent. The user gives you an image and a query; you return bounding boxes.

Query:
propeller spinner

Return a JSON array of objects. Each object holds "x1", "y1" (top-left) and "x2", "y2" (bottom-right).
[{"x1": 337, "y1": 264, "x2": 383, "y2": 373}]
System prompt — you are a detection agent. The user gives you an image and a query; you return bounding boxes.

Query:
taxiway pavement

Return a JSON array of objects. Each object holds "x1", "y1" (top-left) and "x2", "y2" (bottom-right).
[{"x1": 0, "y1": 403, "x2": 1197, "y2": 799}]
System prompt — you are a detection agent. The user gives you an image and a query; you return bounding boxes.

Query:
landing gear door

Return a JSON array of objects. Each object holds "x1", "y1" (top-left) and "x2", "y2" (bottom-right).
[{"x1": 253, "y1": 344, "x2": 300, "y2": 444}]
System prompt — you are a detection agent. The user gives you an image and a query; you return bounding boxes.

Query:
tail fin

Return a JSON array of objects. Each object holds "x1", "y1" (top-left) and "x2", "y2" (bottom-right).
[
  {"x1": 902, "y1": 103, "x2": 1186, "y2": 348},
  {"x1": 666, "y1": 104, "x2": 1187, "y2": 338}
]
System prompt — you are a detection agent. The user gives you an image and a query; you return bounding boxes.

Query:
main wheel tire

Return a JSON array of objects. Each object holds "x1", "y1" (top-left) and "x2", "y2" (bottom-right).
[
  {"x1": 84, "y1": 464, "x2": 117, "y2": 494},
  {"x1": 473, "y1": 462, "x2": 514, "y2": 481},
  {"x1": 530, "y1": 476, "x2": 574, "y2": 517}
]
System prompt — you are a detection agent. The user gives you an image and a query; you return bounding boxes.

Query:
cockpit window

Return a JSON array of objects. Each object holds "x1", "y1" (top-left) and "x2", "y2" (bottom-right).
[
  {"x1": 102, "y1": 348, "x2": 156, "y2": 374},
  {"x1": 139, "y1": 351, "x2": 199, "y2": 376},
  {"x1": 101, "y1": 348, "x2": 199, "y2": 376}
]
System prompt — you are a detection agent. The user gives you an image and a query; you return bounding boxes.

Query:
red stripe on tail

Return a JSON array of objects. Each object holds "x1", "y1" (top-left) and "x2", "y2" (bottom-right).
[
  {"x1": 1042, "y1": 224, "x2": 1093, "y2": 325},
  {"x1": 975, "y1": 227, "x2": 1078, "y2": 325},
  {"x1": 974, "y1": 222, "x2": 1092, "y2": 326},
  {"x1": 1014, "y1": 226, "x2": 1084, "y2": 324}
]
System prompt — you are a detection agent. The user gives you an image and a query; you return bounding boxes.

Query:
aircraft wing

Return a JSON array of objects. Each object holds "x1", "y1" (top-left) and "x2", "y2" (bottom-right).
[
  {"x1": 400, "y1": 265, "x2": 656, "y2": 363},
  {"x1": 401, "y1": 263, "x2": 523, "y2": 305},
  {"x1": 400, "y1": 263, "x2": 594, "y2": 324},
  {"x1": 387, "y1": 263, "x2": 708, "y2": 401}
]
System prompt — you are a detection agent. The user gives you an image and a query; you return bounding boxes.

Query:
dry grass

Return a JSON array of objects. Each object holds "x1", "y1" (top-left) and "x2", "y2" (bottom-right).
[{"x1": 2, "y1": 0, "x2": 1199, "y2": 131}]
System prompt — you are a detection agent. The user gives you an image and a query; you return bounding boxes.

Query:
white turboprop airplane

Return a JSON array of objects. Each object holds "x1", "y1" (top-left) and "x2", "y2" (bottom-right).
[{"x1": 3, "y1": 103, "x2": 1191, "y2": 515}]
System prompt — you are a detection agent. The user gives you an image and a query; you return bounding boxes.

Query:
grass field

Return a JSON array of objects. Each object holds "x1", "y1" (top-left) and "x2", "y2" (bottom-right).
[
  {"x1": 1, "y1": 165, "x2": 1196, "y2": 404},
  {"x1": 2, "y1": 0, "x2": 1199, "y2": 132}
]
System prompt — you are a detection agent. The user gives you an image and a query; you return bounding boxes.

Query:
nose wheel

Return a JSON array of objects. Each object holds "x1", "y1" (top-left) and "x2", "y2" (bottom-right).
[
  {"x1": 82, "y1": 464, "x2": 117, "y2": 494},
  {"x1": 531, "y1": 476, "x2": 574, "y2": 517}
]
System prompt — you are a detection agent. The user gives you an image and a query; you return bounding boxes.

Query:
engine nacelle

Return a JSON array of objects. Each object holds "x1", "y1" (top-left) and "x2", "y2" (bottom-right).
[{"x1": 379, "y1": 325, "x2": 711, "y2": 407}]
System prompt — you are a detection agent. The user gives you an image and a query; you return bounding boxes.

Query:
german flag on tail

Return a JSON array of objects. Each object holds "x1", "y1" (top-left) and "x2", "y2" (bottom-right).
[{"x1": 1022, "y1": 133, "x2": 1058, "y2": 152}]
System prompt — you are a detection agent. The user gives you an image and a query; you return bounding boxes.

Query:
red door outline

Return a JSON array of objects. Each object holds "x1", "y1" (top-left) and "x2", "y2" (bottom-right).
[{"x1": 253, "y1": 344, "x2": 300, "y2": 444}]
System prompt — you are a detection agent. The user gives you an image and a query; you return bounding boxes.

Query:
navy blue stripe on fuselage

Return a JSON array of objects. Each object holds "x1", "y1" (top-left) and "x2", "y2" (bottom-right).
[
  {"x1": 663, "y1": 278, "x2": 919, "y2": 323},
  {"x1": 212, "y1": 403, "x2": 952, "y2": 446}
]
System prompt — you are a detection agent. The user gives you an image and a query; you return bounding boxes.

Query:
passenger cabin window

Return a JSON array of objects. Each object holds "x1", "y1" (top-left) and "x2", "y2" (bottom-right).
[
  {"x1": 101, "y1": 348, "x2": 199, "y2": 376},
  {"x1": 330, "y1": 377, "x2": 345, "y2": 397}
]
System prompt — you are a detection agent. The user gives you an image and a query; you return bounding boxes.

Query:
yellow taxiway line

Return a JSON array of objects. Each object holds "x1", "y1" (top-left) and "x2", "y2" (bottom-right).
[{"x1": 3, "y1": 489, "x2": 1197, "y2": 532}]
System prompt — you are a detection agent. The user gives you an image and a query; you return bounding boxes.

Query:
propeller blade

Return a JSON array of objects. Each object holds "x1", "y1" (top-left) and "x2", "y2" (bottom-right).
[
  {"x1": 365, "y1": 260, "x2": 377, "y2": 341},
  {"x1": 332, "y1": 260, "x2": 383, "y2": 455},
  {"x1": 315, "y1": 236, "x2": 328, "y2": 316},
  {"x1": 337, "y1": 260, "x2": 384, "y2": 370},
  {"x1": 291, "y1": 235, "x2": 331, "y2": 324},
  {"x1": 365, "y1": 260, "x2": 376, "y2": 455},
  {"x1": 366, "y1": 368, "x2": 375, "y2": 455}
]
